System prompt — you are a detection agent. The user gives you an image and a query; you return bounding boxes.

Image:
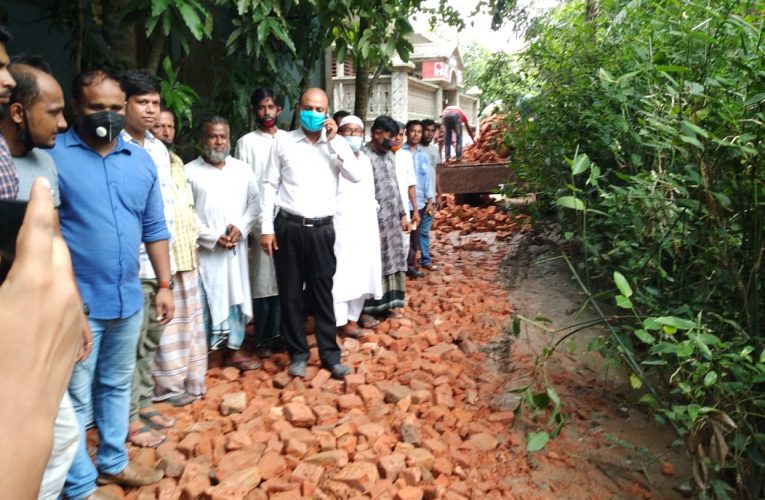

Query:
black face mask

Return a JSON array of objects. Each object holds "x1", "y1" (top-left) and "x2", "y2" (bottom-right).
[
  {"x1": 382, "y1": 138, "x2": 394, "y2": 151},
  {"x1": 81, "y1": 110, "x2": 125, "y2": 142}
]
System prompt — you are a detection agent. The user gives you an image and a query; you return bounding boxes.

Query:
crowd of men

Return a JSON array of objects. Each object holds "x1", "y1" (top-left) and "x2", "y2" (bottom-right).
[{"x1": 0, "y1": 24, "x2": 472, "y2": 499}]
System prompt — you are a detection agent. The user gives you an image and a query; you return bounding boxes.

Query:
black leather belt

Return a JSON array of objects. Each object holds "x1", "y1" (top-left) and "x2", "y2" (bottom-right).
[{"x1": 278, "y1": 211, "x2": 333, "y2": 227}]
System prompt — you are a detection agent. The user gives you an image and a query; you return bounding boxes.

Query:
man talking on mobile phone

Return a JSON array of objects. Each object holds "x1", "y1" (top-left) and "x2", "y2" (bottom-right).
[{"x1": 260, "y1": 88, "x2": 361, "y2": 380}]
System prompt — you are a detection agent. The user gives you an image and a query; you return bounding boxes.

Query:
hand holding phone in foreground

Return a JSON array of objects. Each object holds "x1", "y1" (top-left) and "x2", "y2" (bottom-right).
[{"x1": 0, "y1": 178, "x2": 83, "y2": 497}]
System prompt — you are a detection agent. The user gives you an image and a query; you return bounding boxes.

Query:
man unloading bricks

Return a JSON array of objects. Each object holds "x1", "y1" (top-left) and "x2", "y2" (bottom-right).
[{"x1": 439, "y1": 105, "x2": 475, "y2": 161}]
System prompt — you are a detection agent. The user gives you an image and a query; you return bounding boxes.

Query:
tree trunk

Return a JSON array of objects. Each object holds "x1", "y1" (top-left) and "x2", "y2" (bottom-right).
[
  {"x1": 354, "y1": 61, "x2": 370, "y2": 123},
  {"x1": 585, "y1": 0, "x2": 600, "y2": 21},
  {"x1": 102, "y1": 0, "x2": 137, "y2": 70},
  {"x1": 74, "y1": 0, "x2": 84, "y2": 73},
  {"x1": 352, "y1": 17, "x2": 370, "y2": 122},
  {"x1": 145, "y1": 31, "x2": 165, "y2": 74}
]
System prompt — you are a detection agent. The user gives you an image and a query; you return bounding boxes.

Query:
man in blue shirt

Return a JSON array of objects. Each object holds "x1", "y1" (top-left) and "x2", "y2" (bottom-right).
[
  {"x1": 50, "y1": 69, "x2": 173, "y2": 500},
  {"x1": 402, "y1": 120, "x2": 434, "y2": 278}
]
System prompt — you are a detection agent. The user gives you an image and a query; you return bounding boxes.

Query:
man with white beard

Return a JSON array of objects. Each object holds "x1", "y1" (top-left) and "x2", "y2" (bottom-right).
[{"x1": 184, "y1": 116, "x2": 260, "y2": 370}]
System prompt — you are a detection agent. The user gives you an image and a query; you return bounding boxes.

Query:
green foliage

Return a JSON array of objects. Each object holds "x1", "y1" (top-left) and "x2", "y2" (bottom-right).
[
  {"x1": 158, "y1": 56, "x2": 200, "y2": 129},
  {"x1": 125, "y1": 0, "x2": 214, "y2": 52},
  {"x1": 462, "y1": 42, "x2": 524, "y2": 109},
  {"x1": 509, "y1": 0, "x2": 765, "y2": 495}
]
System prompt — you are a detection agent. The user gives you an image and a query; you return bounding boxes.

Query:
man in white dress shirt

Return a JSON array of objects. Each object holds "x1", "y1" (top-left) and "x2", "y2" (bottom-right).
[
  {"x1": 260, "y1": 88, "x2": 361, "y2": 380},
  {"x1": 185, "y1": 116, "x2": 260, "y2": 371},
  {"x1": 235, "y1": 88, "x2": 286, "y2": 358}
]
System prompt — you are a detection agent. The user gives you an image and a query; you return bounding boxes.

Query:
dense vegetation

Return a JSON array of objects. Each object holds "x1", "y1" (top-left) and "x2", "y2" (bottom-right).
[{"x1": 470, "y1": 0, "x2": 764, "y2": 496}]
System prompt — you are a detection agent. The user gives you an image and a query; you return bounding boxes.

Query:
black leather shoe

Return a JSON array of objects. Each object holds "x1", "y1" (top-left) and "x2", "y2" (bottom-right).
[
  {"x1": 288, "y1": 360, "x2": 307, "y2": 378},
  {"x1": 329, "y1": 363, "x2": 352, "y2": 380}
]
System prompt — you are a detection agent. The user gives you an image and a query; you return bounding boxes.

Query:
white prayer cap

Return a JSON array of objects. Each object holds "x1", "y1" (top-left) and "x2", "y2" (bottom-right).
[{"x1": 339, "y1": 115, "x2": 364, "y2": 129}]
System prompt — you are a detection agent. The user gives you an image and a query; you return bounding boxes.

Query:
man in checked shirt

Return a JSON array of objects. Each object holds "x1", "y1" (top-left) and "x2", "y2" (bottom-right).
[{"x1": 0, "y1": 25, "x2": 19, "y2": 200}]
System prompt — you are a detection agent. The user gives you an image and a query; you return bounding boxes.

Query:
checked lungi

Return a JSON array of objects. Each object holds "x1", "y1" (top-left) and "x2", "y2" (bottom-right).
[{"x1": 152, "y1": 268, "x2": 207, "y2": 400}]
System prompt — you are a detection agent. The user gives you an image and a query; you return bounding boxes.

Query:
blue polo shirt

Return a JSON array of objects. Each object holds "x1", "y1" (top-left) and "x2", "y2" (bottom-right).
[
  {"x1": 402, "y1": 143, "x2": 434, "y2": 210},
  {"x1": 50, "y1": 127, "x2": 169, "y2": 320}
]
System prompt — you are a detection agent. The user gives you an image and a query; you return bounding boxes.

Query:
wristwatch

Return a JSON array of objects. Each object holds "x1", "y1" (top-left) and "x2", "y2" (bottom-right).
[{"x1": 158, "y1": 279, "x2": 175, "y2": 290}]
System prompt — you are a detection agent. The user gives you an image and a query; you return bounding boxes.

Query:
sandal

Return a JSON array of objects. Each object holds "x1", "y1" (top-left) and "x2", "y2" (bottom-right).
[
  {"x1": 139, "y1": 410, "x2": 176, "y2": 430},
  {"x1": 226, "y1": 358, "x2": 262, "y2": 371},
  {"x1": 165, "y1": 392, "x2": 199, "y2": 408},
  {"x1": 128, "y1": 424, "x2": 167, "y2": 448},
  {"x1": 358, "y1": 315, "x2": 381, "y2": 329}
]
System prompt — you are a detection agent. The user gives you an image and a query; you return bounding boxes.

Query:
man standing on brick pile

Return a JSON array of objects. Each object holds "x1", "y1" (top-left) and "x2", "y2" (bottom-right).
[
  {"x1": 186, "y1": 116, "x2": 260, "y2": 372},
  {"x1": 260, "y1": 88, "x2": 360, "y2": 380},
  {"x1": 119, "y1": 69, "x2": 180, "y2": 449},
  {"x1": 402, "y1": 120, "x2": 434, "y2": 278},
  {"x1": 150, "y1": 106, "x2": 208, "y2": 409},
  {"x1": 53, "y1": 69, "x2": 171, "y2": 499},
  {"x1": 440, "y1": 104, "x2": 475, "y2": 160},
  {"x1": 360, "y1": 116, "x2": 410, "y2": 325},
  {"x1": 235, "y1": 88, "x2": 287, "y2": 359},
  {"x1": 419, "y1": 118, "x2": 440, "y2": 269},
  {"x1": 393, "y1": 121, "x2": 418, "y2": 270},
  {"x1": 1, "y1": 57, "x2": 90, "y2": 500},
  {"x1": 333, "y1": 114, "x2": 382, "y2": 338}
]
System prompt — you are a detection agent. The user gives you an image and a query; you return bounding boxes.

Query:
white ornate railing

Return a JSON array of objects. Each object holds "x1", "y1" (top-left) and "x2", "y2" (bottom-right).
[
  {"x1": 332, "y1": 76, "x2": 392, "y2": 118},
  {"x1": 407, "y1": 78, "x2": 439, "y2": 120}
]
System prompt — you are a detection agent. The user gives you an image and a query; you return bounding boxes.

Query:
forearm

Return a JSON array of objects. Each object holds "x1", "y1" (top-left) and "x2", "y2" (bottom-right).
[
  {"x1": 408, "y1": 186, "x2": 417, "y2": 209},
  {"x1": 145, "y1": 240, "x2": 172, "y2": 281}
]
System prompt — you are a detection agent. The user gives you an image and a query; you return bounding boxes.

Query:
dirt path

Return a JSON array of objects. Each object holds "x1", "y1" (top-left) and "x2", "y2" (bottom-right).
[{"x1": 112, "y1": 205, "x2": 690, "y2": 499}]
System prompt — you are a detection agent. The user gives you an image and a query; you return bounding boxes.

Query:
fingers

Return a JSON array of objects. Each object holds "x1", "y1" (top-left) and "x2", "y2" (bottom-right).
[{"x1": 8, "y1": 179, "x2": 55, "y2": 281}]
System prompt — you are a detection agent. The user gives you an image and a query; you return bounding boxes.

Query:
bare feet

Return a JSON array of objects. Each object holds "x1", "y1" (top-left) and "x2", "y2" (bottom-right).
[{"x1": 338, "y1": 322, "x2": 366, "y2": 339}]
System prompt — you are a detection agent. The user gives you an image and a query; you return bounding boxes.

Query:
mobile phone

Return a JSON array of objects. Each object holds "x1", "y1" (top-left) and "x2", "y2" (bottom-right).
[{"x1": 0, "y1": 200, "x2": 28, "y2": 283}]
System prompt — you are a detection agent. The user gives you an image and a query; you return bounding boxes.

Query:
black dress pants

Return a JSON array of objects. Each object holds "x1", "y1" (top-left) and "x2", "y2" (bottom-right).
[
  {"x1": 273, "y1": 213, "x2": 340, "y2": 367},
  {"x1": 407, "y1": 208, "x2": 425, "y2": 271}
]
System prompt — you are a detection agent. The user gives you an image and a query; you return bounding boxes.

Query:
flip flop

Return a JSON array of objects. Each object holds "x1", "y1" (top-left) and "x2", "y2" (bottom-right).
[
  {"x1": 166, "y1": 392, "x2": 199, "y2": 408},
  {"x1": 128, "y1": 424, "x2": 166, "y2": 448},
  {"x1": 139, "y1": 410, "x2": 176, "y2": 430},
  {"x1": 226, "y1": 358, "x2": 262, "y2": 371},
  {"x1": 358, "y1": 315, "x2": 381, "y2": 328}
]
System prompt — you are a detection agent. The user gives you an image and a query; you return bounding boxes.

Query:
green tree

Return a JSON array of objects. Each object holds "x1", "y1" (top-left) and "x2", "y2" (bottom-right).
[{"x1": 462, "y1": 41, "x2": 523, "y2": 109}]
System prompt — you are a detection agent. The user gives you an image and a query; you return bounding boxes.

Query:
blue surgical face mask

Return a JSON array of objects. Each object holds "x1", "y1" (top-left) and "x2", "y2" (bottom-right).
[
  {"x1": 344, "y1": 135, "x2": 363, "y2": 152},
  {"x1": 299, "y1": 109, "x2": 326, "y2": 133}
]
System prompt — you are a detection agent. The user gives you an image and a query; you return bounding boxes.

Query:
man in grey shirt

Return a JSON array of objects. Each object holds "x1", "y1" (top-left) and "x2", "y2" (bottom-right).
[
  {"x1": 0, "y1": 57, "x2": 82, "y2": 500},
  {"x1": 0, "y1": 57, "x2": 66, "y2": 204},
  {"x1": 13, "y1": 148, "x2": 60, "y2": 205}
]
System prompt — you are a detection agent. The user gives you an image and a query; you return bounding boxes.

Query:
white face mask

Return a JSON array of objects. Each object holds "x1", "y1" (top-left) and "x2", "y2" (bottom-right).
[{"x1": 344, "y1": 135, "x2": 363, "y2": 152}]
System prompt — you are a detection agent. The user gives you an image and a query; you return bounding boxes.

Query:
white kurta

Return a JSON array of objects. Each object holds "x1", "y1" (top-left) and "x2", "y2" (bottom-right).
[
  {"x1": 235, "y1": 129, "x2": 287, "y2": 299},
  {"x1": 185, "y1": 155, "x2": 257, "y2": 326},
  {"x1": 333, "y1": 152, "x2": 383, "y2": 304},
  {"x1": 395, "y1": 149, "x2": 416, "y2": 255}
]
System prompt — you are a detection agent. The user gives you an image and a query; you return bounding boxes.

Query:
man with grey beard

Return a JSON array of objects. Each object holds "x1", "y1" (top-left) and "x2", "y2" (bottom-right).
[{"x1": 184, "y1": 116, "x2": 260, "y2": 369}]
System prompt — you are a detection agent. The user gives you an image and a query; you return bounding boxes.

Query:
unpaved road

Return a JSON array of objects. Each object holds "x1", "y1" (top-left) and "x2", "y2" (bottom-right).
[{"x1": 107, "y1": 205, "x2": 690, "y2": 499}]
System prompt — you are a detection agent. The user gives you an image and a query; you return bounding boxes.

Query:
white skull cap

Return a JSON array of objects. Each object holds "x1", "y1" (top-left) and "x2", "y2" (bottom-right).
[{"x1": 339, "y1": 115, "x2": 364, "y2": 129}]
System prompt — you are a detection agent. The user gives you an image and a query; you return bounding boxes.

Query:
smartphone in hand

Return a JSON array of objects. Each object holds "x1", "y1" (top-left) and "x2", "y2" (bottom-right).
[{"x1": 0, "y1": 200, "x2": 28, "y2": 283}]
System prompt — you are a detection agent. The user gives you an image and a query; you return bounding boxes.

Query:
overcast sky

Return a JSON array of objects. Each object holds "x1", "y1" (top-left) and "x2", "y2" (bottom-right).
[{"x1": 411, "y1": 0, "x2": 560, "y2": 53}]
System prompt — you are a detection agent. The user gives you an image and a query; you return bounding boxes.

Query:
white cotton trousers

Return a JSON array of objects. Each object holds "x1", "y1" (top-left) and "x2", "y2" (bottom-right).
[
  {"x1": 39, "y1": 392, "x2": 80, "y2": 500},
  {"x1": 335, "y1": 297, "x2": 366, "y2": 327}
]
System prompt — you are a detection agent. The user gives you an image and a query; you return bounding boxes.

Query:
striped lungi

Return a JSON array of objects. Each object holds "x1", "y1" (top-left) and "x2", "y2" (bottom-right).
[{"x1": 152, "y1": 267, "x2": 207, "y2": 400}]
